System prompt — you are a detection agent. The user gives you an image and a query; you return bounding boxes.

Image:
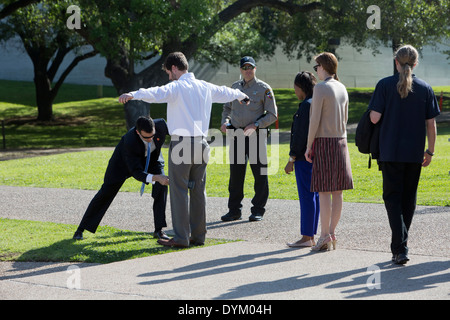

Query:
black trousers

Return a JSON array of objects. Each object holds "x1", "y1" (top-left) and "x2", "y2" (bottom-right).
[
  {"x1": 227, "y1": 129, "x2": 269, "y2": 215},
  {"x1": 380, "y1": 161, "x2": 422, "y2": 255},
  {"x1": 78, "y1": 173, "x2": 167, "y2": 234}
]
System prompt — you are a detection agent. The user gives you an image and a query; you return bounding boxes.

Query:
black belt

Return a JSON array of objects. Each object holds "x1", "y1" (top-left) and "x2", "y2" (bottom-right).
[
  {"x1": 227, "y1": 124, "x2": 267, "y2": 130},
  {"x1": 227, "y1": 124, "x2": 270, "y2": 136}
]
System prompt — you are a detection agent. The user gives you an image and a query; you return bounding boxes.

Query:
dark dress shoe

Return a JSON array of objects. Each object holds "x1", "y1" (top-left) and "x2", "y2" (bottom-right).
[
  {"x1": 189, "y1": 239, "x2": 205, "y2": 246},
  {"x1": 249, "y1": 214, "x2": 264, "y2": 221},
  {"x1": 73, "y1": 230, "x2": 83, "y2": 240},
  {"x1": 221, "y1": 212, "x2": 242, "y2": 221},
  {"x1": 393, "y1": 253, "x2": 409, "y2": 265},
  {"x1": 157, "y1": 238, "x2": 188, "y2": 248},
  {"x1": 154, "y1": 230, "x2": 170, "y2": 240}
]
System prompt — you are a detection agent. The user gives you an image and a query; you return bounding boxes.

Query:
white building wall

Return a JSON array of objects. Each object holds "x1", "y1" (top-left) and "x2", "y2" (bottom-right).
[
  {"x1": 193, "y1": 44, "x2": 449, "y2": 89},
  {"x1": 0, "y1": 41, "x2": 448, "y2": 89},
  {"x1": 0, "y1": 43, "x2": 111, "y2": 86}
]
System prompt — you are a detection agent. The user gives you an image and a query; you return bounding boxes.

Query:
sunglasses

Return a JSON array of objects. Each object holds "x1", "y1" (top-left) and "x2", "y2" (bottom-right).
[
  {"x1": 313, "y1": 64, "x2": 320, "y2": 72},
  {"x1": 140, "y1": 133, "x2": 155, "y2": 140},
  {"x1": 241, "y1": 65, "x2": 255, "y2": 70}
]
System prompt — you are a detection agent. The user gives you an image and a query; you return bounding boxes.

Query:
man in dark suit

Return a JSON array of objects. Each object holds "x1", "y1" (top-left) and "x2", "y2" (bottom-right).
[{"x1": 73, "y1": 116, "x2": 170, "y2": 240}]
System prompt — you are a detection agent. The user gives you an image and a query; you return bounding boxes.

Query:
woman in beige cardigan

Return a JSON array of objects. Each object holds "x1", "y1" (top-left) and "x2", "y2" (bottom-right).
[{"x1": 305, "y1": 52, "x2": 353, "y2": 251}]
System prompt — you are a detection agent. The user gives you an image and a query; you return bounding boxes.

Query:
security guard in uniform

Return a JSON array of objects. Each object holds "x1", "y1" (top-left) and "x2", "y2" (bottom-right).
[{"x1": 220, "y1": 56, "x2": 278, "y2": 221}]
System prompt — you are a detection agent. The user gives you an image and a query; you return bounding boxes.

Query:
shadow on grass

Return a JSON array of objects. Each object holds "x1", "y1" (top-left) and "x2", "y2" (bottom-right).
[{"x1": 16, "y1": 231, "x2": 187, "y2": 264}]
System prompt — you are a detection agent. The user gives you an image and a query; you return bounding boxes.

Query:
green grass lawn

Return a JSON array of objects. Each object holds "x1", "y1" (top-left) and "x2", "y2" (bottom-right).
[
  {"x1": 0, "y1": 218, "x2": 233, "y2": 263},
  {"x1": 1, "y1": 139, "x2": 449, "y2": 206}
]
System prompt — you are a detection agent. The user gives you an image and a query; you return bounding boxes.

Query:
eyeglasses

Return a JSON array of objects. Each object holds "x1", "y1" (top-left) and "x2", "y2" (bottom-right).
[
  {"x1": 313, "y1": 64, "x2": 320, "y2": 72},
  {"x1": 241, "y1": 65, "x2": 255, "y2": 70}
]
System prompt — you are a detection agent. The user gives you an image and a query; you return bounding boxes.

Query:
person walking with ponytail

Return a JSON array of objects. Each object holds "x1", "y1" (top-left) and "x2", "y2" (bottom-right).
[
  {"x1": 369, "y1": 45, "x2": 440, "y2": 265},
  {"x1": 305, "y1": 52, "x2": 353, "y2": 251}
]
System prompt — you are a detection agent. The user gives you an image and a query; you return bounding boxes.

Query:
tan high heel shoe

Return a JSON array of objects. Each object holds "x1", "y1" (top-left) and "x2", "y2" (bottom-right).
[
  {"x1": 330, "y1": 233, "x2": 337, "y2": 250},
  {"x1": 311, "y1": 235, "x2": 332, "y2": 251}
]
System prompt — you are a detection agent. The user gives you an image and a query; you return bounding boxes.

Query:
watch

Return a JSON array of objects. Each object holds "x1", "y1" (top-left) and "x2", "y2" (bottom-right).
[
  {"x1": 425, "y1": 149, "x2": 434, "y2": 156},
  {"x1": 289, "y1": 156, "x2": 295, "y2": 163},
  {"x1": 254, "y1": 121, "x2": 260, "y2": 128}
]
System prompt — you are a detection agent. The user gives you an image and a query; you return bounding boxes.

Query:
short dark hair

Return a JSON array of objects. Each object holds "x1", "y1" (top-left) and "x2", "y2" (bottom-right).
[
  {"x1": 163, "y1": 52, "x2": 189, "y2": 71},
  {"x1": 294, "y1": 71, "x2": 316, "y2": 97},
  {"x1": 135, "y1": 116, "x2": 155, "y2": 133}
]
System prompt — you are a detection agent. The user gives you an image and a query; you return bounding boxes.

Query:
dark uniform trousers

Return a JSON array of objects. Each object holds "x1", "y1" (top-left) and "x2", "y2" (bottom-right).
[
  {"x1": 380, "y1": 161, "x2": 422, "y2": 255},
  {"x1": 227, "y1": 128, "x2": 269, "y2": 216}
]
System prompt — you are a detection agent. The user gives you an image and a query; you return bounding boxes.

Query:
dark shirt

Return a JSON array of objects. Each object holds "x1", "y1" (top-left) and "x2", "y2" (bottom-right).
[
  {"x1": 368, "y1": 74, "x2": 440, "y2": 163},
  {"x1": 289, "y1": 96, "x2": 312, "y2": 161}
]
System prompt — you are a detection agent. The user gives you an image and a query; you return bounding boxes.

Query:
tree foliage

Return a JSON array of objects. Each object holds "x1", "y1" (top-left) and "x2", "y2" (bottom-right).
[
  {"x1": 367, "y1": 0, "x2": 449, "y2": 49},
  {"x1": 0, "y1": 0, "x2": 40, "y2": 19},
  {"x1": 0, "y1": 0, "x2": 97, "y2": 121},
  {"x1": 1, "y1": 0, "x2": 448, "y2": 124}
]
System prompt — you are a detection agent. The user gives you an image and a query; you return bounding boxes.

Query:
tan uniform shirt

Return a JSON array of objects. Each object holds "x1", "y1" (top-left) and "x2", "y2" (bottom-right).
[{"x1": 221, "y1": 77, "x2": 278, "y2": 128}]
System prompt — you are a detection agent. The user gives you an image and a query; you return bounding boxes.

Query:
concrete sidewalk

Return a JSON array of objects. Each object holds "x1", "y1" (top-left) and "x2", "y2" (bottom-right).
[{"x1": 0, "y1": 185, "x2": 449, "y2": 300}]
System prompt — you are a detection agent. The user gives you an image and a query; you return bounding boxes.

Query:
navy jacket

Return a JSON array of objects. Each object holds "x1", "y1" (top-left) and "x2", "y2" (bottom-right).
[
  {"x1": 104, "y1": 118, "x2": 168, "y2": 184},
  {"x1": 289, "y1": 97, "x2": 312, "y2": 161}
]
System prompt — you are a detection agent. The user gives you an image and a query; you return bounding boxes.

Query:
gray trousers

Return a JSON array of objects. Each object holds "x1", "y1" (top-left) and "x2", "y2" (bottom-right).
[{"x1": 169, "y1": 136, "x2": 210, "y2": 246}]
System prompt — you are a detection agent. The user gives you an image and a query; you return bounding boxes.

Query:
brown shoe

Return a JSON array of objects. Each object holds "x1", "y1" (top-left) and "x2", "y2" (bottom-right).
[{"x1": 157, "y1": 238, "x2": 188, "y2": 248}]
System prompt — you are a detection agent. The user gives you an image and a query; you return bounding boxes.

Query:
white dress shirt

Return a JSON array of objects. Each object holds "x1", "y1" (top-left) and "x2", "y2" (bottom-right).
[{"x1": 131, "y1": 73, "x2": 247, "y2": 137}]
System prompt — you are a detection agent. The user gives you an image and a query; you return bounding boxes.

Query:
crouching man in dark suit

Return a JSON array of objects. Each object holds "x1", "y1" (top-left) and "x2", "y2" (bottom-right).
[{"x1": 73, "y1": 116, "x2": 170, "y2": 240}]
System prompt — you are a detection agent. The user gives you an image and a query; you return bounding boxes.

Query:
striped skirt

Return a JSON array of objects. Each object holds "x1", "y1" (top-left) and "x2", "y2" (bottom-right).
[{"x1": 311, "y1": 137, "x2": 353, "y2": 192}]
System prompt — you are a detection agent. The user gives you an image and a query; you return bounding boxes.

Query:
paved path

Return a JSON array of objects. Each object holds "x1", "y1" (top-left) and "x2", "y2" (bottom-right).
[{"x1": 0, "y1": 185, "x2": 449, "y2": 300}]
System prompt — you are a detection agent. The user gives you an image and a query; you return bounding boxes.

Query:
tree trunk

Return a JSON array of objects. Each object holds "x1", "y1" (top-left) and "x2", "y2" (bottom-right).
[
  {"x1": 392, "y1": 38, "x2": 401, "y2": 75},
  {"x1": 34, "y1": 64, "x2": 54, "y2": 121},
  {"x1": 123, "y1": 101, "x2": 150, "y2": 130},
  {"x1": 105, "y1": 54, "x2": 169, "y2": 129}
]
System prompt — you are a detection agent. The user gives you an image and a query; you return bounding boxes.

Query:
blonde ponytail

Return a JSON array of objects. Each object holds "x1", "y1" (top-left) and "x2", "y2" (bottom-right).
[
  {"x1": 397, "y1": 63, "x2": 413, "y2": 99},
  {"x1": 395, "y1": 45, "x2": 418, "y2": 99}
]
